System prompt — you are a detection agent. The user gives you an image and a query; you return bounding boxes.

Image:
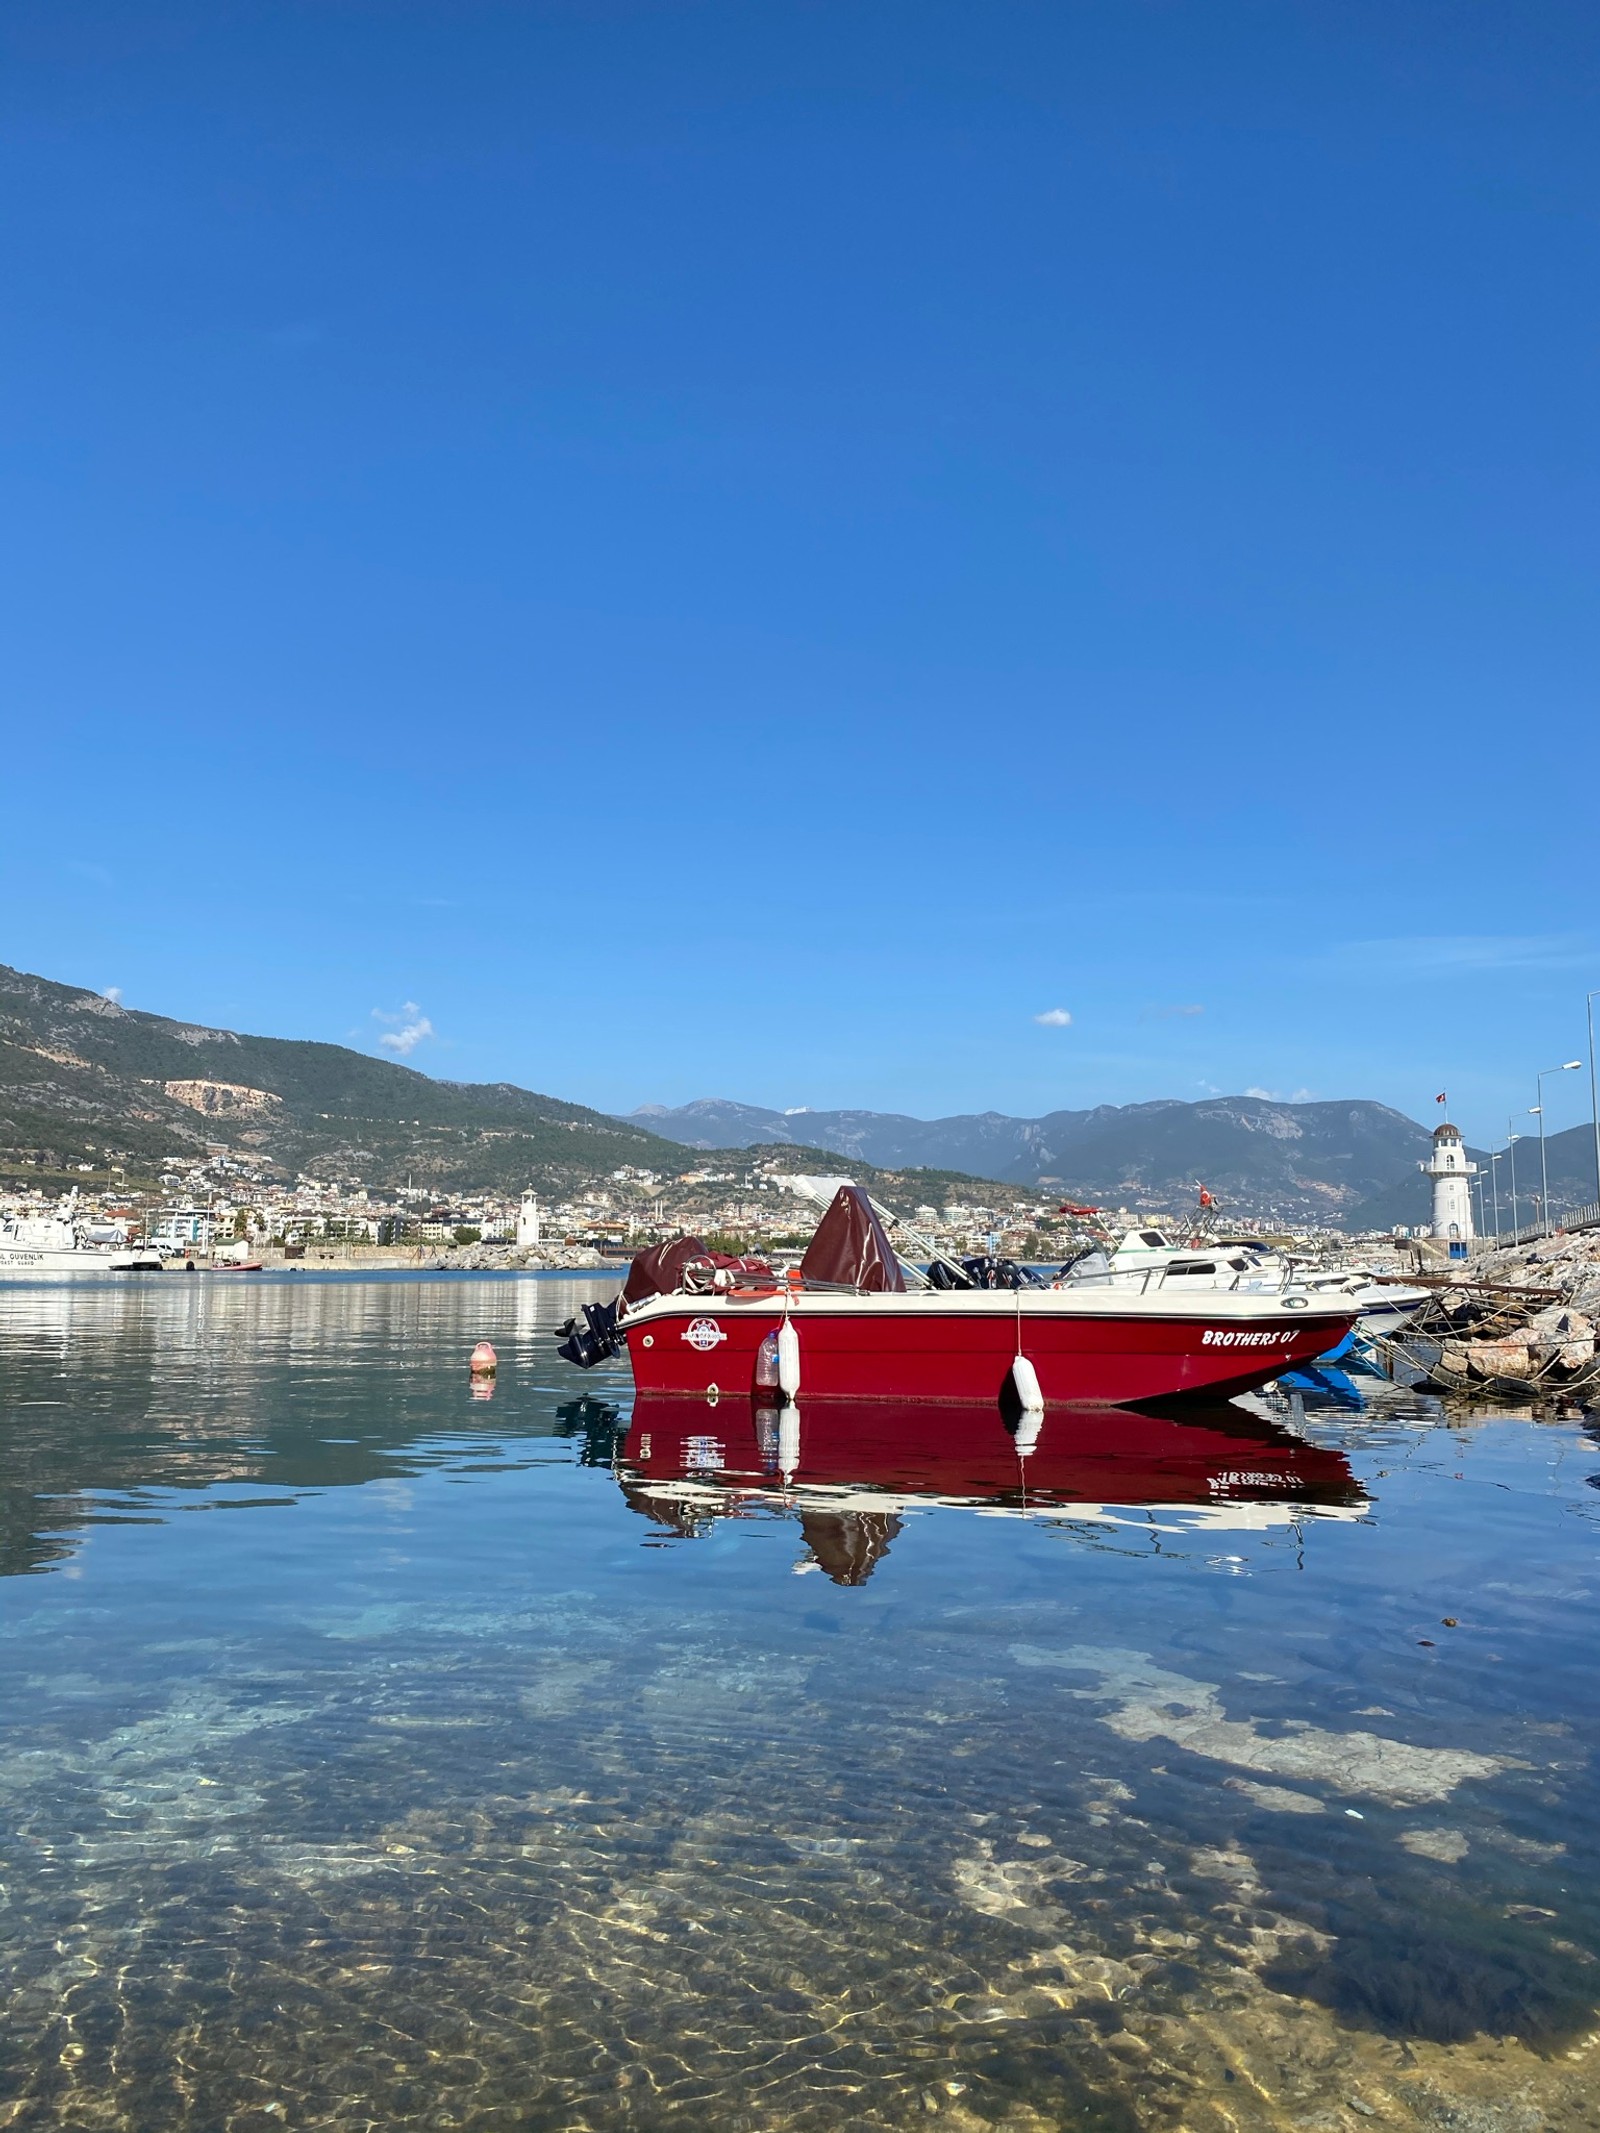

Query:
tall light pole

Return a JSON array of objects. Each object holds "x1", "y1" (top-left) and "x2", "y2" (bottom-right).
[
  {"x1": 1486, "y1": 1147, "x2": 1502, "y2": 1245},
  {"x1": 1507, "y1": 1124, "x2": 1522, "y2": 1239},
  {"x1": 1587, "y1": 989, "x2": 1600, "y2": 1216},
  {"x1": 1536, "y1": 1062, "x2": 1583, "y2": 1238}
]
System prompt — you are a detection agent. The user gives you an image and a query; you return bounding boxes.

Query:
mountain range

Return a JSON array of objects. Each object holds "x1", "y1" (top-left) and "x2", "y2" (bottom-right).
[
  {"x1": 5, "y1": 956, "x2": 1592, "y2": 1228},
  {"x1": 628, "y1": 1096, "x2": 1599, "y2": 1231}
]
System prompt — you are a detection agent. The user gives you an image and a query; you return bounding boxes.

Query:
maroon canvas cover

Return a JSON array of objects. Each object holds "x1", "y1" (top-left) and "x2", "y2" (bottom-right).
[
  {"x1": 798, "y1": 1186, "x2": 906, "y2": 1293},
  {"x1": 622, "y1": 1235, "x2": 712, "y2": 1306}
]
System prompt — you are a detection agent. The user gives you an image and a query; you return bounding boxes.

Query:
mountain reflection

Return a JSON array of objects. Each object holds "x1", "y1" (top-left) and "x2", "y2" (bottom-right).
[
  {"x1": 619, "y1": 1396, "x2": 1365, "y2": 1583},
  {"x1": 0, "y1": 1274, "x2": 626, "y2": 1577}
]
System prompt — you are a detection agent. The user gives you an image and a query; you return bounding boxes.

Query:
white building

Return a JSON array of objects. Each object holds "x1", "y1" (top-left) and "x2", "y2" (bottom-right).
[
  {"x1": 516, "y1": 1190, "x2": 541, "y2": 1249},
  {"x1": 1419, "y1": 1121, "x2": 1475, "y2": 1251},
  {"x1": 150, "y1": 1206, "x2": 217, "y2": 1250}
]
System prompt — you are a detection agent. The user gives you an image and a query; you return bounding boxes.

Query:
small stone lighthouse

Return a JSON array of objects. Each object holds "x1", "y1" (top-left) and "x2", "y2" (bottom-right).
[
  {"x1": 516, "y1": 1190, "x2": 541, "y2": 1250},
  {"x1": 1419, "y1": 1121, "x2": 1475, "y2": 1252}
]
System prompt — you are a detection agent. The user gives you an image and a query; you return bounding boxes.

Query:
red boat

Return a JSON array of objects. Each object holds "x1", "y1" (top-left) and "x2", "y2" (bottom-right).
[
  {"x1": 559, "y1": 1187, "x2": 1356, "y2": 1409},
  {"x1": 620, "y1": 1395, "x2": 1364, "y2": 1583}
]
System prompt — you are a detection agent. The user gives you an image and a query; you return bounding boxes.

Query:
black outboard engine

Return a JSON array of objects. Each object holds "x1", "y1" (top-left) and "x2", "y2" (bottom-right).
[
  {"x1": 960, "y1": 1255, "x2": 1043, "y2": 1290},
  {"x1": 926, "y1": 1256, "x2": 1043, "y2": 1291},
  {"x1": 556, "y1": 1299, "x2": 624, "y2": 1369}
]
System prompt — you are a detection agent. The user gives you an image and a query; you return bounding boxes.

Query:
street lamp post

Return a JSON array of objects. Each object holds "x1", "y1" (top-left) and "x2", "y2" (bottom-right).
[
  {"x1": 1507, "y1": 1125, "x2": 1522, "y2": 1240},
  {"x1": 1535, "y1": 1062, "x2": 1583, "y2": 1238},
  {"x1": 1486, "y1": 1148, "x2": 1502, "y2": 1246}
]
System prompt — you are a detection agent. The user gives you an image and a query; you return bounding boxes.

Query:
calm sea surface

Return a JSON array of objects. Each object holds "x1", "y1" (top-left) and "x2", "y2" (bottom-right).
[{"x1": 1, "y1": 1274, "x2": 1597, "y2": 2132}]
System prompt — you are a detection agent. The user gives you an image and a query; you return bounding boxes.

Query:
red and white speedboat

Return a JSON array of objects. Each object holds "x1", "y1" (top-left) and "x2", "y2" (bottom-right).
[{"x1": 559, "y1": 1188, "x2": 1355, "y2": 1409}]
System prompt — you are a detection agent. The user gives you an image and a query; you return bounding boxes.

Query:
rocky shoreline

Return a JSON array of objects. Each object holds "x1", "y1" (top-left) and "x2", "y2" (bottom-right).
[{"x1": 1401, "y1": 1229, "x2": 1600, "y2": 1396}]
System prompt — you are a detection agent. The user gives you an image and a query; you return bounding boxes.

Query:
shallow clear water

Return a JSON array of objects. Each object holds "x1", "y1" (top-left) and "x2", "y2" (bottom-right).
[{"x1": 1, "y1": 1274, "x2": 1598, "y2": 2132}]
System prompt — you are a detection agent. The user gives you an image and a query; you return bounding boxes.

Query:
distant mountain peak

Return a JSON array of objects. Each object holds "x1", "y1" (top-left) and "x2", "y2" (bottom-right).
[{"x1": 620, "y1": 1090, "x2": 1462, "y2": 1227}]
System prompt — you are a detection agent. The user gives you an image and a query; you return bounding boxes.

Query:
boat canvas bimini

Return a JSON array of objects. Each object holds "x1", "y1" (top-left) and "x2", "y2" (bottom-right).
[{"x1": 559, "y1": 1187, "x2": 1356, "y2": 1410}]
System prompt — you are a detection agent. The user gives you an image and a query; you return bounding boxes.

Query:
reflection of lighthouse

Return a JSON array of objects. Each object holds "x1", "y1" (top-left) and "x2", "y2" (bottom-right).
[
  {"x1": 1419, "y1": 1122, "x2": 1475, "y2": 1255},
  {"x1": 516, "y1": 1191, "x2": 541, "y2": 1250}
]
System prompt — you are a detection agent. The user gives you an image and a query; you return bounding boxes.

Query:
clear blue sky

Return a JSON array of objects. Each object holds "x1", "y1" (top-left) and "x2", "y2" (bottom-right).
[{"x1": 4, "y1": 1, "x2": 1598, "y2": 1147}]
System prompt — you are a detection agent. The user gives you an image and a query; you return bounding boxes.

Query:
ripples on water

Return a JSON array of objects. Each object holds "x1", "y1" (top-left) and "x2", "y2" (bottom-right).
[{"x1": 0, "y1": 1273, "x2": 1597, "y2": 2131}]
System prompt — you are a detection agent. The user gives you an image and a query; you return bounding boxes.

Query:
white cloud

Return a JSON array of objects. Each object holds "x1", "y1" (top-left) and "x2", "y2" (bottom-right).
[
  {"x1": 102, "y1": 986, "x2": 122, "y2": 1005},
  {"x1": 1243, "y1": 1086, "x2": 1276, "y2": 1100},
  {"x1": 1034, "y1": 1008, "x2": 1073, "y2": 1028},
  {"x1": 372, "y1": 1002, "x2": 435, "y2": 1057},
  {"x1": 1242, "y1": 1085, "x2": 1317, "y2": 1103}
]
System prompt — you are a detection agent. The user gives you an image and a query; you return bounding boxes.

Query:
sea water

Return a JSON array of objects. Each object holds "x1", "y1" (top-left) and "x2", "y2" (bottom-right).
[{"x1": 0, "y1": 1274, "x2": 1596, "y2": 2132}]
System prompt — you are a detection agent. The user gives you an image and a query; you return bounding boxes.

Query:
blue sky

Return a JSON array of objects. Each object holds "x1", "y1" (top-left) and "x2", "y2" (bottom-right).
[{"x1": 4, "y1": 1, "x2": 1598, "y2": 1147}]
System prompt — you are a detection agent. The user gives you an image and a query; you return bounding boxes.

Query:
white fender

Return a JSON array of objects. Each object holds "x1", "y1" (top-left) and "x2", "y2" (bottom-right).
[
  {"x1": 1010, "y1": 1353, "x2": 1044, "y2": 1416},
  {"x1": 777, "y1": 1318, "x2": 802, "y2": 1400},
  {"x1": 1012, "y1": 1407, "x2": 1043, "y2": 1459}
]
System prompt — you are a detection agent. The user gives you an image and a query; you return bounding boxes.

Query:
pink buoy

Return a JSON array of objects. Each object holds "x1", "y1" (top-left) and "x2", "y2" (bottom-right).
[{"x1": 469, "y1": 1340, "x2": 498, "y2": 1376}]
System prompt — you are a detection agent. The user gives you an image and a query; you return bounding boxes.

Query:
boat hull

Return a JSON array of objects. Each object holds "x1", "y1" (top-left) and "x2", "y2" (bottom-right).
[
  {"x1": 0, "y1": 1247, "x2": 164, "y2": 1280},
  {"x1": 620, "y1": 1291, "x2": 1355, "y2": 1408}
]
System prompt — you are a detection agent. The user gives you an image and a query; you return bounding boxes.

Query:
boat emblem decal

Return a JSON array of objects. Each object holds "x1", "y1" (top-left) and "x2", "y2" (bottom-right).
[{"x1": 682, "y1": 1317, "x2": 727, "y2": 1351}]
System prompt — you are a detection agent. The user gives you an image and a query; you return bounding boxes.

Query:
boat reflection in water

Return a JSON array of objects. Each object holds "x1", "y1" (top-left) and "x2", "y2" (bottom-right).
[{"x1": 619, "y1": 1396, "x2": 1366, "y2": 1584}]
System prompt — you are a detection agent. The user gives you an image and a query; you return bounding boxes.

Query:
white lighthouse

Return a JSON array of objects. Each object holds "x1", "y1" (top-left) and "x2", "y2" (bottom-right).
[
  {"x1": 516, "y1": 1190, "x2": 541, "y2": 1250},
  {"x1": 1419, "y1": 1121, "x2": 1475, "y2": 1252}
]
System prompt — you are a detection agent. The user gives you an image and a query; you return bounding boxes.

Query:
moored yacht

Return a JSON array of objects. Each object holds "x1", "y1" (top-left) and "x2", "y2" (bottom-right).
[{"x1": 1060, "y1": 1226, "x2": 1427, "y2": 1338}]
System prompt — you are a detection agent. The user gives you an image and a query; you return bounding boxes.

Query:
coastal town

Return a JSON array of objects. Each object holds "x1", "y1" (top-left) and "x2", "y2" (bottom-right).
[{"x1": 0, "y1": 1151, "x2": 1287, "y2": 1269}]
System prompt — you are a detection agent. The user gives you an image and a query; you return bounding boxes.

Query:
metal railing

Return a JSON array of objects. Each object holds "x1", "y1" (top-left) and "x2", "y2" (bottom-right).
[{"x1": 1484, "y1": 1201, "x2": 1600, "y2": 1250}]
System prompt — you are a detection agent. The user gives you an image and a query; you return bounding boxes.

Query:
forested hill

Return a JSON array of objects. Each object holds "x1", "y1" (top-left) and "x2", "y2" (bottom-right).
[{"x1": 0, "y1": 963, "x2": 695, "y2": 1195}]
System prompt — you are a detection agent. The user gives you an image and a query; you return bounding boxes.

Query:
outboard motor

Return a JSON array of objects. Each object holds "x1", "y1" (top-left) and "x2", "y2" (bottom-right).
[
  {"x1": 959, "y1": 1255, "x2": 1043, "y2": 1290},
  {"x1": 926, "y1": 1255, "x2": 1042, "y2": 1291},
  {"x1": 556, "y1": 1299, "x2": 624, "y2": 1369}
]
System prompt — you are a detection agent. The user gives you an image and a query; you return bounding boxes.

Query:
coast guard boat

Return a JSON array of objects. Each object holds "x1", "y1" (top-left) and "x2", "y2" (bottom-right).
[
  {"x1": 0, "y1": 1194, "x2": 163, "y2": 1279},
  {"x1": 559, "y1": 1187, "x2": 1356, "y2": 1409}
]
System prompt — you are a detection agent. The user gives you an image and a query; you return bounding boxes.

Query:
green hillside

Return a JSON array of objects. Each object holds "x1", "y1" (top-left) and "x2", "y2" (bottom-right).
[{"x1": 0, "y1": 963, "x2": 699, "y2": 1196}]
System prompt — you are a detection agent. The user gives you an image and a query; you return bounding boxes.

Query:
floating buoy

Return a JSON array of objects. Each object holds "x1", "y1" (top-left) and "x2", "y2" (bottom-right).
[
  {"x1": 777, "y1": 1319, "x2": 802, "y2": 1400},
  {"x1": 1010, "y1": 1354, "x2": 1044, "y2": 1415},
  {"x1": 469, "y1": 1341, "x2": 498, "y2": 1376}
]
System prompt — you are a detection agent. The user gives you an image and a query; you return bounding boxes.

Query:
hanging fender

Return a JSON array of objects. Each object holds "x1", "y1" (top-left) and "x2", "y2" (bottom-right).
[
  {"x1": 1009, "y1": 1353, "x2": 1044, "y2": 1415},
  {"x1": 777, "y1": 1319, "x2": 802, "y2": 1400}
]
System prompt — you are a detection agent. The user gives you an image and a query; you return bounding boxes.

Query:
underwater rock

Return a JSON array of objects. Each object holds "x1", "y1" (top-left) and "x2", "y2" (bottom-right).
[{"x1": 1010, "y1": 1646, "x2": 1516, "y2": 1805}]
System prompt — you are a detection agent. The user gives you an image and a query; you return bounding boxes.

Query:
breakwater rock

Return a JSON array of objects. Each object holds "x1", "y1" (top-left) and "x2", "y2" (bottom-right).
[{"x1": 1397, "y1": 1229, "x2": 1600, "y2": 1398}]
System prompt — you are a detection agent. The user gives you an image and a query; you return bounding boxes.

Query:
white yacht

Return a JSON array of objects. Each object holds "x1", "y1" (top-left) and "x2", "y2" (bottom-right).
[
  {"x1": 0, "y1": 1195, "x2": 163, "y2": 1279},
  {"x1": 1061, "y1": 1227, "x2": 1426, "y2": 1338}
]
